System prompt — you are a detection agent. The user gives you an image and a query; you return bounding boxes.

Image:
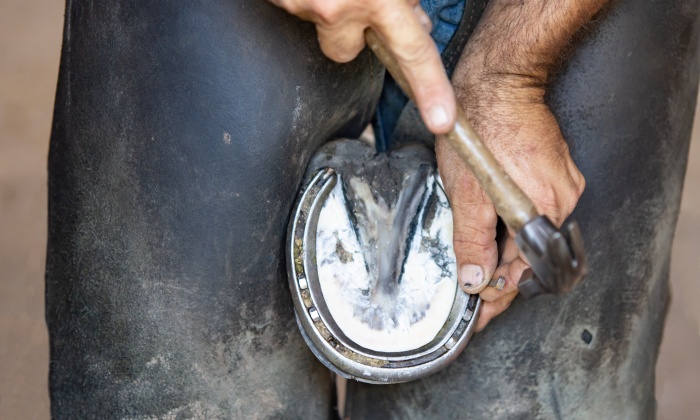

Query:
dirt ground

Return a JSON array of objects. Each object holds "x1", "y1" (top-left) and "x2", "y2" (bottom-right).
[{"x1": 1, "y1": 1, "x2": 699, "y2": 418}]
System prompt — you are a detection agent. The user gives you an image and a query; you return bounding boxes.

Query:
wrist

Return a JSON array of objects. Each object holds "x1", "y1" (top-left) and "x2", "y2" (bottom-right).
[
  {"x1": 452, "y1": 0, "x2": 610, "y2": 103},
  {"x1": 452, "y1": 49, "x2": 547, "y2": 113}
]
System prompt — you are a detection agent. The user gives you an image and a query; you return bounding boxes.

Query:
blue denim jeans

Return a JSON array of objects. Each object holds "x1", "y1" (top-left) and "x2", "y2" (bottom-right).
[{"x1": 374, "y1": 0, "x2": 475, "y2": 150}]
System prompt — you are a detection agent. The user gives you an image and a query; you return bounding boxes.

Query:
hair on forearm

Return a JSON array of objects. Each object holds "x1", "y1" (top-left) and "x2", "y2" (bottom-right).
[
  {"x1": 469, "y1": 0, "x2": 612, "y2": 83},
  {"x1": 546, "y1": 1, "x2": 615, "y2": 81}
]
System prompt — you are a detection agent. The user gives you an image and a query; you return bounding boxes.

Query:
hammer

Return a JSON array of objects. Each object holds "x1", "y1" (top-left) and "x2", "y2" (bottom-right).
[{"x1": 364, "y1": 29, "x2": 588, "y2": 298}]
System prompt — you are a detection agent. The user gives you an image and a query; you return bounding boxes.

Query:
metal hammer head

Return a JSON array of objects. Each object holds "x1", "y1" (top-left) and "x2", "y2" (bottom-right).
[{"x1": 515, "y1": 216, "x2": 588, "y2": 299}]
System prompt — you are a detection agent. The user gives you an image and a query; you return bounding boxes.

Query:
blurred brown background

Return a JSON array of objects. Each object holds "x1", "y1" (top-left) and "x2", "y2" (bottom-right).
[{"x1": 1, "y1": 1, "x2": 699, "y2": 418}]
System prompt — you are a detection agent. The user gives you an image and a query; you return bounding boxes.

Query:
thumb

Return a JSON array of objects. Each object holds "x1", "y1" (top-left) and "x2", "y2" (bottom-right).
[{"x1": 439, "y1": 142, "x2": 499, "y2": 294}]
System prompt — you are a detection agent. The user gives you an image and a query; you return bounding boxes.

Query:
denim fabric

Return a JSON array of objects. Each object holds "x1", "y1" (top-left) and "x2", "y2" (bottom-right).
[
  {"x1": 422, "y1": 0, "x2": 466, "y2": 53},
  {"x1": 374, "y1": 0, "x2": 467, "y2": 151}
]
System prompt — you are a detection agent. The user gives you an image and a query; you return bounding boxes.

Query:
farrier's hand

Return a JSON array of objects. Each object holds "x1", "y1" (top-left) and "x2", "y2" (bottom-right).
[
  {"x1": 269, "y1": 0, "x2": 456, "y2": 134},
  {"x1": 437, "y1": 0, "x2": 608, "y2": 331},
  {"x1": 437, "y1": 69, "x2": 585, "y2": 331}
]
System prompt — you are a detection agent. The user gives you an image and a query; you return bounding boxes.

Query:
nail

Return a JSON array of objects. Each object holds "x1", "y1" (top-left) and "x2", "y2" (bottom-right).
[
  {"x1": 428, "y1": 105, "x2": 449, "y2": 131},
  {"x1": 460, "y1": 264, "x2": 484, "y2": 289},
  {"x1": 488, "y1": 276, "x2": 506, "y2": 291}
]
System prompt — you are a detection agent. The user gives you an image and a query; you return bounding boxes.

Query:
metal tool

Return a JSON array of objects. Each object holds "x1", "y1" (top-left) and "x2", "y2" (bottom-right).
[
  {"x1": 488, "y1": 276, "x2": 506, "y2": 291},
  {"x1": 364, "y1": 29, "x2": 588, "y2": 298}
]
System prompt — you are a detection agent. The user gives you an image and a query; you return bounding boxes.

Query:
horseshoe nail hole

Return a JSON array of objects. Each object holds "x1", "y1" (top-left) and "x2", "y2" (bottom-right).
[{"x1": 581, "y1": 329, "x2": 593, "y2": 345}]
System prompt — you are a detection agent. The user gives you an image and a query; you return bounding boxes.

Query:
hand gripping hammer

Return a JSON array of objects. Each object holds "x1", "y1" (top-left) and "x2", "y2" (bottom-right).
[{"x1": 365, "y1": 29, "x2": 588, "y2": 298}]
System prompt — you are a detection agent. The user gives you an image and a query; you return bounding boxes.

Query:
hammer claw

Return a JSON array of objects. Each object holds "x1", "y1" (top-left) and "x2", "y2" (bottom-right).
[{"x1": 516, "y1": 218, "x2": 588, "y2": 299}]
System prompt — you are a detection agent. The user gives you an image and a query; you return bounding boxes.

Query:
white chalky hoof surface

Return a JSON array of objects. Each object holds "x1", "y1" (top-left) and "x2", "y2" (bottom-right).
[{"x1": 307, "y1": 140, "x2": 458, "y2": 353}]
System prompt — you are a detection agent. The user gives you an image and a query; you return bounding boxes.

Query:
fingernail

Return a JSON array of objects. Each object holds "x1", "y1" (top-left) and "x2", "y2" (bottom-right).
[
  {"x1": 460, "y1": 264, "x2": 484, "y2": 289},
  {"x1": 428, "y1": 105, "x2": 449, "y2": 130}
]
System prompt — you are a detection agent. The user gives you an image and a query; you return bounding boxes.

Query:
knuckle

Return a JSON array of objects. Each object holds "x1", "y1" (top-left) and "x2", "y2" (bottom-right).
[
  {"x1": 453, "y1": 198, "x2": 496, "y2": 223},
  {"x1": 544, "y1": 206, "x2": 563, "y2": 226},
  {"x1": 319, "y1": 45, "x2": 352, "y2": 63},
  {"x1": 319, "y1": 44, "x2": 349, "y2": 62},
  {"x1": 564, "y1": 188, "x2": 581, "y2": 216},
  {"x1": 575, "y1": 172, "x2": 586, "y2": 196},
  {"x1": 453, "y1": 232, "x2": 493, "y2": 250},
  {"x1": 334, "y1": 52, "x2": 358, "y2": 63},
  {"x1": 317, "y1": 29, "x2": 363, "y2": 63},
  {"x1": 317, "y1": 36, "x2": 339, "y2": 60},
  {"x1": 566, "y1": 164, "x2": 586, "y2": 198},
  {"x1": 312, "y1": 0, "x2": 344, "y2": 25},
  {"x1": 275, "y1": 0, "x2": 300, "y2": 14},
  {"x1": 561, "y1": 176, "x2": 585, "y2": 218},
  {"x1": 533, "y1": 180, "x2": 583, "y2": 227},
  {"x1": 453, "y1": 231, "x2": 494, "y2": 261},
  {"x1": 451, "y1": 202, "x2": 497, "y2": 257},
  {"x1": 535, "y1": 189, "x2": 563, "y2": 225},
  {"x1": 453, "y1": 217, "x2": 496, "y2": 246},
  {"x1": 394, "y1": 35, "x2": 433, "y2": 66}
]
